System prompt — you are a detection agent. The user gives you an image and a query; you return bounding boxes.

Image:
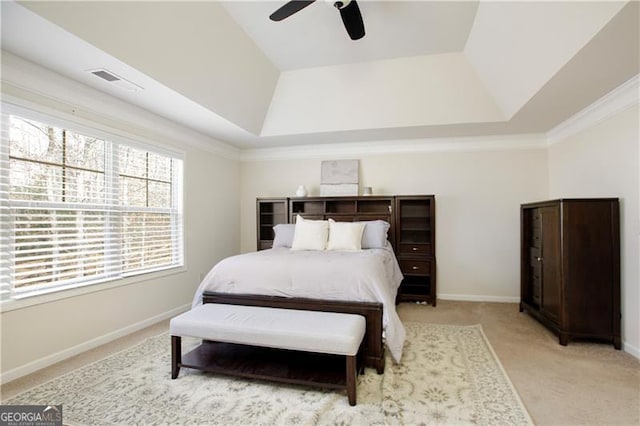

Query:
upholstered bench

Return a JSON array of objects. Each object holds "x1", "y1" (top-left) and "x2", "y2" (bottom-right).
[{"x1": 170, "y1": 303, "x2": 366, "y2": 406}]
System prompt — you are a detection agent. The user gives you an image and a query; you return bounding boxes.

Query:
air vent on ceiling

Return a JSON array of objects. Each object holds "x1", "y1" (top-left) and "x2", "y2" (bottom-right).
[{"x1": 88, "y1": 68, "x2": 143, "y2": 92}]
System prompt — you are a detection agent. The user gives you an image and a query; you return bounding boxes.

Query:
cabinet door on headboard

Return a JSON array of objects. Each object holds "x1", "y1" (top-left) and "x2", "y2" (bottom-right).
[{"x1": 256, "y1": 198, "x2": 288, "y2": 250}]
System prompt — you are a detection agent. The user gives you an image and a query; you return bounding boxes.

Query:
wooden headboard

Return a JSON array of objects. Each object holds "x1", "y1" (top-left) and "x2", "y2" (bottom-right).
[
  {"x1": 256, "y1": 196, "x2": 397, "y2": 250},
  {"x1": 256, "y1": 194, "x2": 437, "y2": 304},
  {"x1": 289, "y1": 196, "x2": 395, "y2": 248}
]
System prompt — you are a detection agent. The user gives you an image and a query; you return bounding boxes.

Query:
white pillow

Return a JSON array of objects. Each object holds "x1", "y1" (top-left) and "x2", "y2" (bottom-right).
[
  {"x1": 327, "y1": 219, "x2": 365, "y2": 251},
  {"x1": 291, "y1": 215, "x2": 329, "y2": 250}
]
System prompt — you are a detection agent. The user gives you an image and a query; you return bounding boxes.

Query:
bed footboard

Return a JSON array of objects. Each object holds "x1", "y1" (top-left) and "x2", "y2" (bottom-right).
[{"x1": 202, "y1": 291, "x2": 385, "y2": 373}]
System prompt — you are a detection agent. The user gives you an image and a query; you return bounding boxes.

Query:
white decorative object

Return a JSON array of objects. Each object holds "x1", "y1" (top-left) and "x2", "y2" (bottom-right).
[
  {"x1": 362, "y1": 186, "x2": 372, "y2": 196},
  {"x1": 296, "y1": 185, "x2": 308, "y2": 197},
  {"x1": 320, "y1": 160, "x2": 359, "y2": 196}
]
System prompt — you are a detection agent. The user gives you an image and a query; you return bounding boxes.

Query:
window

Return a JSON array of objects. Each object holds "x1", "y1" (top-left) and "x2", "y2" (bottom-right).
[{"x1": 0, "y1": 107, "x2": 184, "y2": 301}]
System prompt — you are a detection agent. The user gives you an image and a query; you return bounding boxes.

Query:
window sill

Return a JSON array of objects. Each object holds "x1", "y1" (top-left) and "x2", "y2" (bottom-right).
[{"x1": 0, "y1": 266, "x2": 187, "y2": 313}]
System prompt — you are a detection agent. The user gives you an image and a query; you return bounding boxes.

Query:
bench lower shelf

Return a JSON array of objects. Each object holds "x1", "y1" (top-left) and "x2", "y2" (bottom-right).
[{"x1": 179, "y1": 341, "x2": 352, "y2": 391}]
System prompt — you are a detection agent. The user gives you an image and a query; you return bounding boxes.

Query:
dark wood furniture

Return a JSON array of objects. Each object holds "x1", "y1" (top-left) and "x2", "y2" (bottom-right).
[
  {"x1": 203, "y1": 291, "x2": 385, "y2": 373},
  {"x1": 203, "y1": 195, "x2": 436, "y2": 376},
  {"x1": 289, "y1": 196, "x2": 395, "y2": 240},
  {"x1": 258, "y1": 195, "x2": 438, "y2": 303},
  {"x1": 286, "y1": 195, "x2": 438, "y2": 304},
  {"x1": 174, "y1": 339, "x2": 359, "y2": 404},
  {"x1": 256, "y1": 198, "x2": 288, "y2": 250},
  {"x1": 395, "y1": 196, "x2": 436, "y2": 306},
  {"x1": 171, "y1": 303, "x2": 365, "y2": 405},
  {"x1": 520, "y1": 198, "x2": 621, "y2": 349}
]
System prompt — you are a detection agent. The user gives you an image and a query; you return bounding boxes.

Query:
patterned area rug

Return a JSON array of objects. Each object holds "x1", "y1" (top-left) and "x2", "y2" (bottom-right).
[{"x1": 5, "y1": 322, "x2": 532, "y2": 425}]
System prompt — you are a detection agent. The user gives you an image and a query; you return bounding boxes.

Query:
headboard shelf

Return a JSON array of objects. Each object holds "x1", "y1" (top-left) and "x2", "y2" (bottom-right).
[
  {"x1": 290, "y1": 196, "x2": 393, "y2": 219},
  {"x1": 326, "y1": 199, "x2": 356, "y2": 213}
]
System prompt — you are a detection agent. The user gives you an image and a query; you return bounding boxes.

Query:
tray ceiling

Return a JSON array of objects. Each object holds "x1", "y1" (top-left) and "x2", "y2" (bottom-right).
[{"x1": 1, "y1": 1, "x2": 638, "y2": 148}]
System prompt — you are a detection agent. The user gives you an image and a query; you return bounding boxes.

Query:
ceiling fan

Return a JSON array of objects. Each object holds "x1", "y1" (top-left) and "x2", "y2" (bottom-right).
[{"x1": 269, "y1": 0, "x2": 366, "y2": 41}]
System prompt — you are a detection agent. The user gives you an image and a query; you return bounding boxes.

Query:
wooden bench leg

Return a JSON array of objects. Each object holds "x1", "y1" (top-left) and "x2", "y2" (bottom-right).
[
  {"x1": 171, "y1": 336, "x2": 181, "y2": 379},
  {"x1": 356, "y1": 341, "x2": 365, "y2": 375},
  {"x1": 346, "y1": 355, "x2": 357, "y2": 406}
]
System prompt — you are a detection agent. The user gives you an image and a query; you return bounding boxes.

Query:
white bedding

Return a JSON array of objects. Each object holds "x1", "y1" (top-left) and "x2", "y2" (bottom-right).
[{"x1": 192, "y1": 245, "x2": 406, "y2": 362}]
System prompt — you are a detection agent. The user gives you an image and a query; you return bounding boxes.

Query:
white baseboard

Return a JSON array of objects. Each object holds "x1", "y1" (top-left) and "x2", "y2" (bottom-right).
[
  {"x1": 1, "y1": 303, "x2": 190, "y2": 384},
  {"x1": 622, "y1": 341, "x2": 640, "y2": 359},
  {"x1": 438, "y1": 294, "x2": 520, "y2": 303}
]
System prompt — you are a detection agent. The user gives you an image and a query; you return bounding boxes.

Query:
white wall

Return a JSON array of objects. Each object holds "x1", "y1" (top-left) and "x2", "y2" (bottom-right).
[
  {"x1": 548, "y1": 105, "x2": 639, "y2": 356},
  {"x1": 464, "y1": 1, "x2": 625, "y2": 118},
  {"x1": 20, "y1": 1, "x2": 279, "y2": 135},
  {"x1": 262, "y1": 53, "x2": 504, "y2": 136},
  {"x1": 240, "y1": 144, "x2": 549, "y2": 302},
  {"x1": 0, "y1": 56, "x2": 241, "y2": 380},
  {"x1": 2, "y1": 57, "x2": 636, "y2": 384}
]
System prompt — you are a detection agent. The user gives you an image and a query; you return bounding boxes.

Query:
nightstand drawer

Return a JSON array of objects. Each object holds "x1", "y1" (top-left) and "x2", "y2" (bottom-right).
[
  {"x1": 399, "y1": 243, "x2": 432, "y2": 256},
  {"x1": 399, "y1": 260, "x2": 431, "y2": 276}
]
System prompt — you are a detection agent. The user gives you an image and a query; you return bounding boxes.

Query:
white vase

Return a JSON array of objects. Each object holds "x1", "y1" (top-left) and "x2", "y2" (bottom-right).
[{"x1": 296, "y1": 185, "x2": 308, "y2": 197}]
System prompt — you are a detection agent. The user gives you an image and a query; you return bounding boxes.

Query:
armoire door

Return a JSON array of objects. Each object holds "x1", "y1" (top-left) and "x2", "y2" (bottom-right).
[
  {"x1": 539, "y1": 205, "x2": 561, "y2": 322},
  {"x1": 527, "y1": 209, "x2": 542, "y2": 306}
]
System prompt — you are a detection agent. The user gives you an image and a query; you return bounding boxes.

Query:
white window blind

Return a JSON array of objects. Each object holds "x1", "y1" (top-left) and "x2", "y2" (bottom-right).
[{"x1": 0, "y1": 107, "x2": 184, "y2": 301}]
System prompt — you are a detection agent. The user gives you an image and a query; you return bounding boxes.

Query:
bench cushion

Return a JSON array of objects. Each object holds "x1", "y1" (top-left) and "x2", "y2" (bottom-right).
[{"x1": 170, "y1": 304, "x2": 366, "y2": 356}]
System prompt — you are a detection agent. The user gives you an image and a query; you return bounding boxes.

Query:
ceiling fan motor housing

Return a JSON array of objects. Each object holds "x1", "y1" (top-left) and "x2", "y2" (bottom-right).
[{"x1": 327, "y1": 0, "x2": 352, "y2": 10}]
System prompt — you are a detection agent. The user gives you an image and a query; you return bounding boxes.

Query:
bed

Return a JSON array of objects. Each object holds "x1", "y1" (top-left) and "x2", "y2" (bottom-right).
[
  {"x1": 192, "y1": 244, "x2": 405, "y2": 370},
  {"x1": 192, "y1": 198, "x2": 406, "y2": 372}
]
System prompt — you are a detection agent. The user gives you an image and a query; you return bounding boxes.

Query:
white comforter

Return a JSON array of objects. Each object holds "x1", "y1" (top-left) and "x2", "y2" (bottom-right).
[{"x1": 192, "y1": 246, "x2": 406, "y2": 362}]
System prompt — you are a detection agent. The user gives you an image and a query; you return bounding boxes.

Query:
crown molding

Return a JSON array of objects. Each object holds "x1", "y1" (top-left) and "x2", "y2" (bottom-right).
[
  {"x1": 240, "y1": 133, "x2": 547, "y2": 162},
  {"x1": 547, "y1": 74, "x2": 639, "y2": 145}
]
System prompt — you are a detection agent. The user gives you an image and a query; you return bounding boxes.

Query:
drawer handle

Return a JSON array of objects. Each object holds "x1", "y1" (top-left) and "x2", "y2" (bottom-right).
[
  {"x1": 411, "y1": 247, "x2": 418, "y2": 251},
  {"x1": 412, "y1": 266, "x2": 419, "y2": 270}
]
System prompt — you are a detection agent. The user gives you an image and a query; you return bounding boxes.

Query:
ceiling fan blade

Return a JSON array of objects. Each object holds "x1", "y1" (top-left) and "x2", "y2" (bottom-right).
[
  {"x1": 270, "y1": 0, "x2": 316, "y2": 21},
  {"x1": 339, "y1": 0, "x2": 365, "y2": 40}
]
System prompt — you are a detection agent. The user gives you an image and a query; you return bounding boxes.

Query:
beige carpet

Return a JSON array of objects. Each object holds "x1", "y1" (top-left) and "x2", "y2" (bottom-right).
[
  {"x1": 3, "y1": 301, "x2": 639, "y2": 425},
  {"x1": 399, "y1": 302, "x2": 640, "y2": 426},
  {"x1": 3, "y1": 322, "x2": 532, "y2": 425}
]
